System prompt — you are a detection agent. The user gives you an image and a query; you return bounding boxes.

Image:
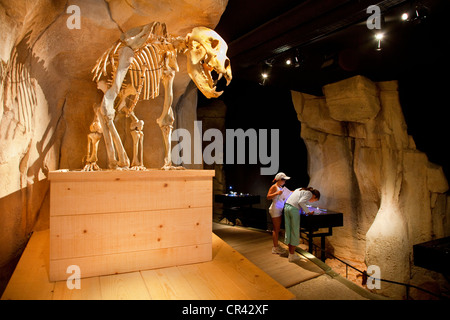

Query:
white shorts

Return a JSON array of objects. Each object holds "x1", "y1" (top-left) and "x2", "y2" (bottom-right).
[{"x1": 269, "y1": 203, "x2": 283, "y2": 218}]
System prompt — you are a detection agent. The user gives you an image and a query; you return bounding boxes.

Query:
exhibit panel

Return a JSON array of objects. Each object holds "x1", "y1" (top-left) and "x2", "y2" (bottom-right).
[{"x1": 48, "y1": 170, "x2": 215, "y2": 281}]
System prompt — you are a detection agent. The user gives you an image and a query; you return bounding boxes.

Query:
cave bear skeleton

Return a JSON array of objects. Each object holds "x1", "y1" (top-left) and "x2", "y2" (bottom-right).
[{"x1": 84, "y1": 22, "x2": 232, "y2": 171}]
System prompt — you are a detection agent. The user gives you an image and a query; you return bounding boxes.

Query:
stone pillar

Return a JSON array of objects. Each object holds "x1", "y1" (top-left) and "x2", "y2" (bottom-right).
[{"x1": 292, "y1": 75, "x2": 450, "y2": 299}]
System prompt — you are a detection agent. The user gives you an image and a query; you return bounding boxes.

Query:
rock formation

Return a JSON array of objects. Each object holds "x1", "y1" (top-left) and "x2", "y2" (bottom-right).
[
  {"x1": 0, "y1": 0, "x2": 227, "y2": 293},
  {"x1": 292, "y1": 76, "x2": 449, "y2": 299}
]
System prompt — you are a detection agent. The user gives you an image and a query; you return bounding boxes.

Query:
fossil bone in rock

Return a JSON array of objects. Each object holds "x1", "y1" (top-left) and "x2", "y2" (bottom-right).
[{"x1": 84, "y1": 22, "x2": 232, "y2": 170}]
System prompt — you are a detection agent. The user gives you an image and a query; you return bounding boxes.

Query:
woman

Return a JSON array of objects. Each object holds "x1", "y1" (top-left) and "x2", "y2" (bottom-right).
[
  {"x1": 267, "y1": 172, "x2": 292, "y2": 255},
  {"x1": 284, "y1": 187, "x2": 320, "y2": 262}
]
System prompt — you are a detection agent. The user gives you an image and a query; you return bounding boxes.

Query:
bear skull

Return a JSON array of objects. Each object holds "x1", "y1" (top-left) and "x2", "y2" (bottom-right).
[{"x1": 185, "y1": 27, "x2": 232, "y2": 99}]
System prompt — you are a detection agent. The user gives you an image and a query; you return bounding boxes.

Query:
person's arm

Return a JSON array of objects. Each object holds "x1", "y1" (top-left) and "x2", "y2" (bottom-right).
[
  {"x1": 297, "y1": 191, "x2": 313, "y2": 214},
  {"x1": 267, "y1": 185, "x2": 282, "y2": 200}
]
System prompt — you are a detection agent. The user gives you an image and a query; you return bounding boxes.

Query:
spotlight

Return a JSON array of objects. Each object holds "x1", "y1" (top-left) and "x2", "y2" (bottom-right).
[
  {"x1": 375, "y1": 32, "x2": 384, "y2": 51},
  {"x1": 401, "y1": 12, "x2": 409, "y2": 21},
  {"x1": 285, "y1": 58, "x2": 292, "y2": 65},
  {"x1": 259, "y1": 62, "x2": 271, "y2": 85},
  {"x1": 259, "y1": 74, "x2": 268, "y2": 85}
]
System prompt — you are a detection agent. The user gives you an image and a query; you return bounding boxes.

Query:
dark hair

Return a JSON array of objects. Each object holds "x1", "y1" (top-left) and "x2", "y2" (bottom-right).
[{"x1": 300, "y1": 187, "x2": 320, "y2": 200}]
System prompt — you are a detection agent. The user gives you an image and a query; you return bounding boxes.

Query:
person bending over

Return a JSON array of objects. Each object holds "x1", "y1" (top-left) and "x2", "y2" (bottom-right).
[{"x1": 284, "y1": 187, "x2": 320, "y2": 262}]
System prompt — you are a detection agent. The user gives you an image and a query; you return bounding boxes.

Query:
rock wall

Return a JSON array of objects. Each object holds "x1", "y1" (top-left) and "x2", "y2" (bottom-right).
[
  {"x1": 0, "y1": 0, "x2": 227, "y2": 294},
  {"x1": 197, "y1": 98, "x2": 227, "y2": 215},
  {"x1": 292, "y1": 76, "x2": 450, "y2": 299}
]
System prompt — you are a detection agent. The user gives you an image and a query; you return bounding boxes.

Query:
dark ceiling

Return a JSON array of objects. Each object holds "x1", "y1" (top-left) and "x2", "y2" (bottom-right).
[
  {"x1": 215, "y1": 0, "x2": 449, "y2": 95},
  {"x1": 210, "y1": 0, "x2": 450, "y2": 178}
]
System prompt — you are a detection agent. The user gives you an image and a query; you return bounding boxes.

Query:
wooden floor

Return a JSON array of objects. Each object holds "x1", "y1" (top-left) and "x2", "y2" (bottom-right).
[{"x1": 1, "y1": 229, "x2": 295, "y2": 300}]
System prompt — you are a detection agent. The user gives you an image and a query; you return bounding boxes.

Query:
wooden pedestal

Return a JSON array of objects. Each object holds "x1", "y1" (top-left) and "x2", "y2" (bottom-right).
[{"x1": 48, "y1": 169, "x2": 214, "y2": 282}]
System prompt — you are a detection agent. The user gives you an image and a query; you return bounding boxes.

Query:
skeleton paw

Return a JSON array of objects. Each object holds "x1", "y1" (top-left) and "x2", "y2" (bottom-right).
[
  {"x1": 82, "y1": 162, "x2": 101, "y2": 171},
  {"x1": 130, "y1": 165, "x2": 147, "y2": 171},
  {"x1": 115, "y1": 166, "x2": 130, "y2": 171},
  {"x1": 108, "y1": 160, "x2": 131, "y2": 170},
  {"x1": 160, "y1": 165, "x2": 186, "y2": 171}
]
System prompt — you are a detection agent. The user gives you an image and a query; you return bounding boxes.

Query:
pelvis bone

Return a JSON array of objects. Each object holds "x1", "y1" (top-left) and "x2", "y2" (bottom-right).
[{"x1": 84, "y1": 22, "x2": 232, "y2": 171}]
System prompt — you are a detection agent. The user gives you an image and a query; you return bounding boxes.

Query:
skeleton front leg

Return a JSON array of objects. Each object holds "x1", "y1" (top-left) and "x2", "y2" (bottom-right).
[
  {"x1": 157, "y1": 51, "x2": 184, "y2": 170},
  {"x1": 129, "y1": 112, "x2": 146, "y2": 170},
  {"x1": 99, "y1": 46, "x2": 134, "y2": 169},
  {"x1": 157, "y1": 72, "x2": 175, "y2": 169}
]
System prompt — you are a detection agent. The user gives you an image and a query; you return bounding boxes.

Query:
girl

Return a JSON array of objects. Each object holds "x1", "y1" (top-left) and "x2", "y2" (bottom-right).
[
  {"x1": 284, "y1": 187, "x2": 321, "y2": 262},
  {"x1": 267, "y1": 172, "x2": 292, "y2": 254}
]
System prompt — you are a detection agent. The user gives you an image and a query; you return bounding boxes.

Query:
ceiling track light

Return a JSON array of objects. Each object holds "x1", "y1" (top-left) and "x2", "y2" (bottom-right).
[
  {"x1": 401, "y1": 2, "x2": 429, "y2": 23},
  {"x1": 375, "y1": 32, "x2": 384, "y2": 51},
  {"x1": 264, "y1": 58, "x2": 274, "y2": 67},
  {"x1": 283, "y1": 50, "x2": 302, "y2": 68},
  {"x1": 293, "y1": 55, "x2": 301, "y2": 68},
  {"x1": 259, "y1": 61, "x2": 272, "y2": 85}
]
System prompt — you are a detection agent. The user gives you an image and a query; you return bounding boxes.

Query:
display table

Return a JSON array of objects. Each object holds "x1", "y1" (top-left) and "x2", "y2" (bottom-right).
[
  {"x1": 413, "y1": 237, "x2": 450, "y2": 275},
  {"x1": 214, "y1": 194, "x2": 264, "y2": 227},
  {"x1": 48, "y1": 169, "x2": 215, "y2": 281},
  {"x1": 300, "y1": 209, "x2": 344, "y2": 261},
  {"x1": 214, "y1": 194, "x2": 260, "y2": 207}
]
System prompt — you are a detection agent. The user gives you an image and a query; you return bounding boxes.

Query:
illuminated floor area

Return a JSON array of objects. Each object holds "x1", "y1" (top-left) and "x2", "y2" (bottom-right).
[
  {"x1": 212, "y1": 223, "x2": 387, "y2": 300},
  {"x1": 212, "y1": 223, "x2": 326, "y2": 288},
  {"x1": 1, "y1": 229, "x2": 294, "y2": 300}
]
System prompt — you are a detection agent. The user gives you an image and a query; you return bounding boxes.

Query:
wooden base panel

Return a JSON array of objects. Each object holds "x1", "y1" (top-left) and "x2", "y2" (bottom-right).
[
  {"x1": 50, "y1": 243, "x2": 212, "y2": 281},
  {"x1": 48, "y1": 170, "x2": 215, "y2": 281}
]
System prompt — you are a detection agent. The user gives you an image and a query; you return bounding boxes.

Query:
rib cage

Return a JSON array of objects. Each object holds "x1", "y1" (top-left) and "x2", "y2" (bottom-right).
[
  {"x1": 2, "y1": 47, "x2": 37, "y2": 137},
  {"x1": 91, "y1": 22, "x2": 177, "y2": 101}
]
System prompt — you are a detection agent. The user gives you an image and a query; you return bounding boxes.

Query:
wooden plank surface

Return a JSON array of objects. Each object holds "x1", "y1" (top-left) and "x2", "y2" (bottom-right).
[
  {"x1": 141, "y1": 267, "x2": 201, "y2": 300},
  {"x1": 1, "y1": 231, "x2": 55, "y2": 300},
  {"x1": 2, "y1": 229, "x2": 294, "y2": 300},
  {"x1": 50, "y1": 178, "x2": 213, "y2": 216},
  {"x1": 52, "y1": 276, "x2": 101, "y2": 300},
  {"x1": 50, "y1": 207, "x2": 211, "y2": 259},
  {"x1": 48, "y1": 169, "x2": 215, "y2": 182},
  {"x1": 49, "y1": 242, "x2": 212, "y2": 281},
  {"x1": 99, "y1": 272, "x2": 151, "y2": 300},
  {"x1": 178, "y1": 263, "x2": 249, "y2": 300}
]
